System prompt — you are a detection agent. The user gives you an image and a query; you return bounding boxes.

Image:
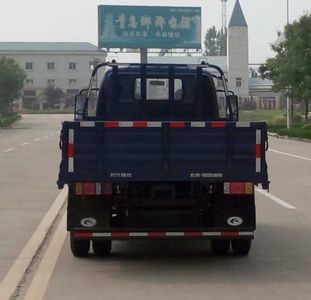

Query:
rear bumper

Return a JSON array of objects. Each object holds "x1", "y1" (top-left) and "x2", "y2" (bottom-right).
[{"x1": 72, "y1": 229, "x2": 254, "y2": 240}]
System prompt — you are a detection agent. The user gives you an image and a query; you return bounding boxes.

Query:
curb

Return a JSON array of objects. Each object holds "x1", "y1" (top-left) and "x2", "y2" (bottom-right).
[
  {"x1": 0, "y1": 187, "x2": 67, "y2": 300},
  {"x1": 268, "y1": 132, "x2": 311, "y2": 143},
  {"x1": 8, "y1": 115, "x2": 22, "y2": 127}
]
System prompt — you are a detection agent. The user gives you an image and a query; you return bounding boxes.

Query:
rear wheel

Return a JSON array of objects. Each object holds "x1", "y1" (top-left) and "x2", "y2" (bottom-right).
[
  {"x1": 210, "y1": 239, "x2": 230, "y2": 255},
  {"x1": 92, "y1": 240, "x2": 112, "y2": 257},
  {"x1": 231, "y1": 239, "x2": 252, "y2": 256},
  {"x1": 70, "y1": 233, "x2": 90, "y2": 257}
]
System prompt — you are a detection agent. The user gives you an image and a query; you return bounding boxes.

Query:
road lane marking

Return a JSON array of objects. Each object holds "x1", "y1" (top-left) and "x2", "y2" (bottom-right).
[
  {"x1": 255, "y1": 188, "x2": 296, "y2": 209},
  {"x1": 21, "y1": 142, "x2": 29, "y2": 146},
  {"x1": 43, "y1": 135, "x2": 48, "y2": 139},
  {"x1": 24, "y1": 213, "x2": 67, "y2": 300},
  {"x1": 49, "y1": 133, "x2": 54, "y2": 136},
  {"x1": 3, "y1": 148, "x2": 14, "y2": 153},
  {"x1": 0, "y1": 187, "x2": 67, "y2": 300},
  {"x1": 269, "y1": 149, "x2": 311, "y2": 162},
  {"x1": 33, "y1": 138, "x2": 40, "y2": 142}
]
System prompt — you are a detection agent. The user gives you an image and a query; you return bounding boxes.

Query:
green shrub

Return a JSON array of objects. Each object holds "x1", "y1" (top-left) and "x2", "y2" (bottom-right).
[
  {"x1": 292, "y1": 113, "x2": 303, "y2": 124},
  {"x1": 0, "y1": 114, "x2": 20, "y2": 127},
  {"x1": 274, "y1": 116, "x2": 286, "y2": 125},
  {"x1": 303, "y1": 123, "x2": 311, "y2": 130}
]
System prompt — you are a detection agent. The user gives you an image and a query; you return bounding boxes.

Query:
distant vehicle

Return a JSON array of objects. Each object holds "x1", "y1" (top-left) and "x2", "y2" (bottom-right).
[{"x1": 57, "y1": 62, "x2": 269, "y2": 257}]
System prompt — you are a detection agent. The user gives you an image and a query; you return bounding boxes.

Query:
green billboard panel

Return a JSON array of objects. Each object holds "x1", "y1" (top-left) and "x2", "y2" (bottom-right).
[{"x1": 98, "y1": 5, "x2": 201, "y2": 49}]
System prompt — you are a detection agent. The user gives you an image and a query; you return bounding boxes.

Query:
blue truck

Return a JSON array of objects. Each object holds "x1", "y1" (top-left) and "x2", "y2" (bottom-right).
[{"x1": 58, "y1": 62, "x2": 269, "y2": 257}]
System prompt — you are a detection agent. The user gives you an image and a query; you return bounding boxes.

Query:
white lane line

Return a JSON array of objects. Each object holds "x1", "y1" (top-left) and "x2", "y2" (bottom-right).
[
  {"x1": 33, "y1": 138, "x2": 40, "y2": 142},
  {"x1": 43, "y1": 135, "x2": 48, "y2": 139},
  {"x1": 24, "y1": 214, "x2": 67, "y2": 300},
  {"x1": 256, "y1": 188, "x2": 296, "y2": 209},
  {"x1": 3, "y1": 148, "x2": 14, "y2": 153},
  {"x1": 269, "y1": 149, "x2": 311, "y2": 162},
  {"x1": 49, "y1": 133, "x2": 54, "y2": 136},
  {"x1": 21, "y1": 142, "x2": 29, "y2": 146},
  {"x1": 0, "y1": 187, "x2": 68, "y2": 300}
]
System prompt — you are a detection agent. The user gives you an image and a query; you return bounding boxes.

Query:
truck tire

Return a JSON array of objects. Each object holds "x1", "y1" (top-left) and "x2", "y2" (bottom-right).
[
  {"x1": 231, "y1": 239, "x2": 252, "y2": 256},
  {"x1": 92, "y1": 240, "x2": 112, "y2": 257},
  {"x1": 70, "y1": 233, "x2": 90, "y2": 257},
  {"x1": 210, "y1": 239, "x2": 230, "y2": 255}
]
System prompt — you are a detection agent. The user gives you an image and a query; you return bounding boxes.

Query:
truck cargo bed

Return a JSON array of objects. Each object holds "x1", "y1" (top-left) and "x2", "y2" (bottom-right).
[{"x1": 58, "y1": 120, "x2": 268, "y2": 188}]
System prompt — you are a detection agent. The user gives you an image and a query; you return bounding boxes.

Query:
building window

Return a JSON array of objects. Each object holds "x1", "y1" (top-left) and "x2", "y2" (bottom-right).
[
  {"x1": 23, "y1": 90, "x2": 36, "y2": 97},
  {"x1": 47, "y1": 79, "x2": 55, "y2": 86},
  {"x1": 69, "y1": 62, "x2": 77, "y2": 70},
  {"x1": 47, "y1": 62, "x2": 55, "y2": 70},
  {"x1": 69, "y1": 79, "x2": 77, "y2": 85},
  {"x1": 236, "y1": 78, "x2": 242, "y2": 87},
  {"x1": 25, "y1": 62, "x2": 33, "y2": 70},
  {"x1": 25, "y1": 79, "x2": 34, "y2": 86}
]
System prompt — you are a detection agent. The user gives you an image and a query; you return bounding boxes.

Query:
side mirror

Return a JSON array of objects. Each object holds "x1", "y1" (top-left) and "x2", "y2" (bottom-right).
[
  {"x1": 227, "y1": 95, "x2": 239, "y2": 121},
  {"x1": 74, "y1": 95, "x2": 87, "y2": 120}
]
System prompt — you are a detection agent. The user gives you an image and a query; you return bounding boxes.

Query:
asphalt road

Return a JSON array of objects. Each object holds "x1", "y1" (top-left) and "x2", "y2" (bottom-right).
[
  {"x1": 0, "y1": 114, "x2": 71, "y2": 282},
  {"x1": 1, "y1": 115, "x2": 311, "y2": 300}
]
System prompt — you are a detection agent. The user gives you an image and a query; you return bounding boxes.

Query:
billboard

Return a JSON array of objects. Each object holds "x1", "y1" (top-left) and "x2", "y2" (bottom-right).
[{"x1": 98, "y1": 5, "x2": 201, "y2": 49}]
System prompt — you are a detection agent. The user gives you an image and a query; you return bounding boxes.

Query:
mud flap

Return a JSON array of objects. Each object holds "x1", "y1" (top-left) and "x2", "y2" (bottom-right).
[
  {"x1": 67, "y1": 189, "x2": 112, "y2": 231},
  {"x1": 213, "y1": 195, "x2": 256, "y2": 229}
]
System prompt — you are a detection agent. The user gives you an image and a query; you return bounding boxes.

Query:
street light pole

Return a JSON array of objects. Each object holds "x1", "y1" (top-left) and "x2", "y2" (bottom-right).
[
  {"x1": 286, "y1": 0, "x2": 291, "y2": 129},
  {"x1": 287, "y1": 0, "x2": 289, "y2": 24}
]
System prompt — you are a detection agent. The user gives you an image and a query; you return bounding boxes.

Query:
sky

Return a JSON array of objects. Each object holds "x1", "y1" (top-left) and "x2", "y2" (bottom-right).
[{"x1": 0, "y1": 0, "x2": 310, "y2": 63}]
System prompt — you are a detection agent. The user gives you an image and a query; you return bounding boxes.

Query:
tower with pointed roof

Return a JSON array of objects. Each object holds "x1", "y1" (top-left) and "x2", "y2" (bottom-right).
[{"x1": 228, "y1": 0, "x2": 249, "y2": 98}]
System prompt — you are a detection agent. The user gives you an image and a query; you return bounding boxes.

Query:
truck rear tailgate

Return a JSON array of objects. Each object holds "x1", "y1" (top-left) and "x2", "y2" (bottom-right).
[{"x1": 58, "y1": 121, "x2": 268, "y2": 188}]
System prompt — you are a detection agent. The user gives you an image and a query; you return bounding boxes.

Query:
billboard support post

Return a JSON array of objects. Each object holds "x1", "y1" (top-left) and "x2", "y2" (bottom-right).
[{"x1": 140, "y1": 48, "x2": 148, "y2": 63}]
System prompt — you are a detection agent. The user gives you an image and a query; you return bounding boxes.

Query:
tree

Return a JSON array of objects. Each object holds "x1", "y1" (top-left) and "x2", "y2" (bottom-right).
[
  {"x1": 0, "y1": 56, "x2": 26, "y2": 116},
  {"x1": 43, "y1": 86, "x2": 65, "y2": 108},
  {"x1": 204, "y1": 26, "x2": 227, "y2": 56},
  {"x1": 260, "y1": 14, "x2": 311, "y2": 123}
]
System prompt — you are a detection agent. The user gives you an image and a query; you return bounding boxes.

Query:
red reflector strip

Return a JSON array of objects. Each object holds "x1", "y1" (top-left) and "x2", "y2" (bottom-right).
[
  {"x1": 170, "y1": 122, "x2": 185, "y2": 128},
  {"x1": 133, "y1": 121, "x2": 148, "y2": 128},
  {"x1": 83, "y1": 182, "x2": 96, "y2": 195},
  {"x1": 256, "y1": 144, "x2": 262, "y2": 158},
  {"x1": 184, "y1": 232, "x2": 203, "y2": 237},
  {"x1": 148, "y1": 232, "x2": 166, "y2": 237},
  {"x1": 111, "y1": 232, "x2": 130, "y2": 238},
  {"x1": 68, "y1": 144, "x2": 74, "y2": 158},
  {"x1": 211, "y1": 122, "x2": 226, "y2": 128},
  {"x1": 74, "y1": 232, "x2": 92, "y2": 238},
  {"x1": 104, "y1": 121, "x2": 119, "y2": 128},
  {"x1": 221, "y1": 232, "x2": 239, "y2": 237}
]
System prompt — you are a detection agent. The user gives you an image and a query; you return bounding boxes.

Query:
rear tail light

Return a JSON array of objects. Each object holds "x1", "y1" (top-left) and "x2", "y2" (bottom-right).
[
  {"x1": 75, "y1": 182, "x2": 112, "y2": 196},
  {"x1": 224, "y1": 182, "x2": 254, "y2": 195}
]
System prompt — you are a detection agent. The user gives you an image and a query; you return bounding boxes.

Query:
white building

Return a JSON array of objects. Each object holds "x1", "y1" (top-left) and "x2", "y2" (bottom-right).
[{"x1": 0, "y1": 42, "x2": 106, "y2": 108}]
